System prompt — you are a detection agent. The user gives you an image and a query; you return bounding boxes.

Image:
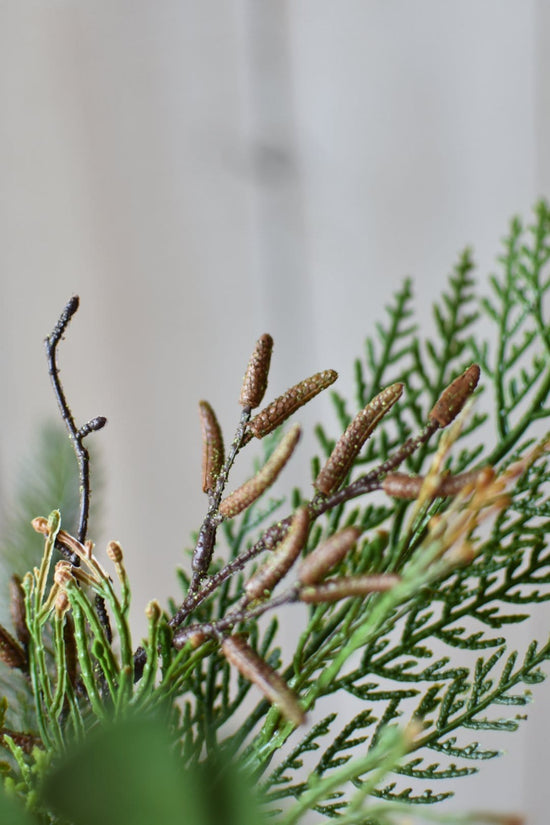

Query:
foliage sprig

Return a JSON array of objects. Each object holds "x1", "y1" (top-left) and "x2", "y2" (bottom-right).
[{"x1": 1, "y1": 203, "x2": 550, "y2": 825}]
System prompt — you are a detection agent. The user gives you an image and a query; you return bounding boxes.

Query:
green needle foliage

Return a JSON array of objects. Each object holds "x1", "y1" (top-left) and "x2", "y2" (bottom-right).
[{"x1": 1, "y1": 202, "x2": 550, "y2": 825}]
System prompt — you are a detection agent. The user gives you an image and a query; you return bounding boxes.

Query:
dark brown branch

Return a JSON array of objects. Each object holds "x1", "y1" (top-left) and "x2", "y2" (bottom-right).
[
  {"x1": 174, "y1": 568, "x2": 401, "y2": 648},
  {"x1": 45, "y1": 296, "x2": 107, "y2": 544},
  {"x1": 173, "y1": 586, "x2": 300, "y2": 648},
  {"x1": 45, "y1": 296, "x2": 111, "y2": 642},
  {"x1": 169, "y1": 419, "x2": 440, "y2": 630}
]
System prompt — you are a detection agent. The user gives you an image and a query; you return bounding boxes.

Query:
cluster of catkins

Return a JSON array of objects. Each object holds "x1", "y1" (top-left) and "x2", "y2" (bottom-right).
[{"x1": 166, "y1": 333, "x2": 481, "y2": 725}]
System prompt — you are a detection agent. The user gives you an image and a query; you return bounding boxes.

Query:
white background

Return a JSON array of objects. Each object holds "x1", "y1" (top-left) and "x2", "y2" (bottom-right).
[{"x1": 1, "y1": 2, "x2": 549, "y2": 821}]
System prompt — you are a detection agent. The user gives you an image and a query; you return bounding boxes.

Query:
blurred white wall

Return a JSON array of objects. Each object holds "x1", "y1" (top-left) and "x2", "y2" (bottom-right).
[{"x1": 0, "y1": 1, "x2": 549, "y2": 821}]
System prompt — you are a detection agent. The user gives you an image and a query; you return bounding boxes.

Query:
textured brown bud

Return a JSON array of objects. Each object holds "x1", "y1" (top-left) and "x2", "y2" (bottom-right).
[
  {"x1": 145, "y1": 600, "x2": 162, "y2": 621},
  {"x1": 106, "y1": 540, "x2": 124, "y2": 564},
  {"x1": 240, "y1": 334, "x2": 273, "y2": 408},
  {"x1": 382, "y1": 469, "x2": 482, "y2": 499},
  {"x1": 55, "y1": 591, "x2": 70, "y2": 616},
  {"x1": 429, "y1": 365, "x2": 480, "y2": 428},
  {"x1": 298, "y1": 526, "x2": 361, "y2": 585},
  {"x1": 244, "y1": 506, "x2": 310, "y2": 600},
  {"x1": 54, "y1": 563, "x2": 74, "y2": 587},
  {"x1": 219, "y1": 424, "x2": 301, "y2": 518},
  {"x1": 221, "y1": 634, "x2": 305, "y2": 726},
  {"x1": 9, "y1": 575, "x2": 29, "y2": 647},
  {"x1": 315, "y1": 383, "x2": 403, "y2": 495},
  {"x1": 300, "y1": 574, "x2": 401, "y2": 603},
  {"x1": 249, "y1": 369, "x2": 338, "y2": 439},
  {"x1": 198, "y1": 400, "x2": 225, "y2": 493},
  {"x1": 31, "y1": 517, "x2": 49, "y2": 535},
  {"x1": 0, "y1": 625, "x2": 27, "y2": 670}
]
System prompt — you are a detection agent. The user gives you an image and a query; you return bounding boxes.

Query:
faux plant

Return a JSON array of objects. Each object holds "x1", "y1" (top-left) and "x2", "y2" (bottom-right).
[{"x1": 1, "y1": 202, "x2": 550, "y2": 825}]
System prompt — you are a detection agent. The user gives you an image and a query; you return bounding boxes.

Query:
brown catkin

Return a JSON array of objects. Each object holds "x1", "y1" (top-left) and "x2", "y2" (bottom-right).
[
  {"x1": 298, "y1": 526, "x2": 361, "y2": 585},
  {"x1": 315, "y1": 383, "x2": 404, "y2": 495},
  {"x1": 240, "y1": 333, "x2": 274, "y2": 408},
  {"x1": 382, "y1": 469, "x2": 483, "y2": 499},
  {"x1": 249, "y1": 369, "x2": 338, "y2": 439},
  {"x1": 221, "y1": 634, "x2": 305, "y2": 726},
  {"x1": 219, "y1": 424, "x2": 301, "y2": 518},
  {"x1": 9, "y1": 575, "x2": 29, "y2": 647},
  {"x1": 0, "y1": 625, "x2": 27, "y2": 670},
  {"x1": 244, "y1": 506, "x2": 310, "y2": 600},
  {"x1": 300, "y1": 574, "x2": 401, "y2": 603},
  {"x1": 429, "y1": 364, "x2": 480, "y2": 428},
  {"x1": 198, "y1": 400, "x2": 225, "y2": 493}
]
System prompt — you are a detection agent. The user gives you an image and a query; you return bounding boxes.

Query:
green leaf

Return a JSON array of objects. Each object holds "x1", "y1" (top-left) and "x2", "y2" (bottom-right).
[{"x1": 42, "y1": 715, "x2": 266, "y2": 825}]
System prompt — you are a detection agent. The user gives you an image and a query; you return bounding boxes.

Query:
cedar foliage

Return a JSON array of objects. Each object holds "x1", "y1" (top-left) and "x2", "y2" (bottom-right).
[{"x1": 0, "y1": 203, "x2": 549, "y2": 825}]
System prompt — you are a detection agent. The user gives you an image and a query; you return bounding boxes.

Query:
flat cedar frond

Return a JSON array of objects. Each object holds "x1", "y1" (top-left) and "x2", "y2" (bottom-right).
[{"x1": 473, "y1": 202, "x2": 550, "y2": 453}]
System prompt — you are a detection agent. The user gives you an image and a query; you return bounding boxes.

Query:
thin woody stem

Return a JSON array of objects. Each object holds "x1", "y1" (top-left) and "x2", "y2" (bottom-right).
[
  {"x1": 174, "y1": 586, "x2": 300, "y2": 645},
  {"x1": 45, "y1": 296, "x2": 106, "y2": 545},
  {"x1": 45, "y1": 296, "x2": 111, "y2": 641}
]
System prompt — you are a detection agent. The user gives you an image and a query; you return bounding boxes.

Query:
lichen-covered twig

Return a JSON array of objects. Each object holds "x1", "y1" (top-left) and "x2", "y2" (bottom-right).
[
  {"x1": 45, "y1": 297, "x2": 111, "y2": 641},
  {"x1": 44, "y1": 296, "x2": 106, "y2": 545}
]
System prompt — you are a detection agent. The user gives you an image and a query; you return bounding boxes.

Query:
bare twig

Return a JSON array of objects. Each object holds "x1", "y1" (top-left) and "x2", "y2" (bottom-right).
[
  {"x1": 45, "y1": 296, "x2": 111, "y2": 641},
  {"x1": 44, "y1": 296, "x2": 106, "y2": 544}
]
